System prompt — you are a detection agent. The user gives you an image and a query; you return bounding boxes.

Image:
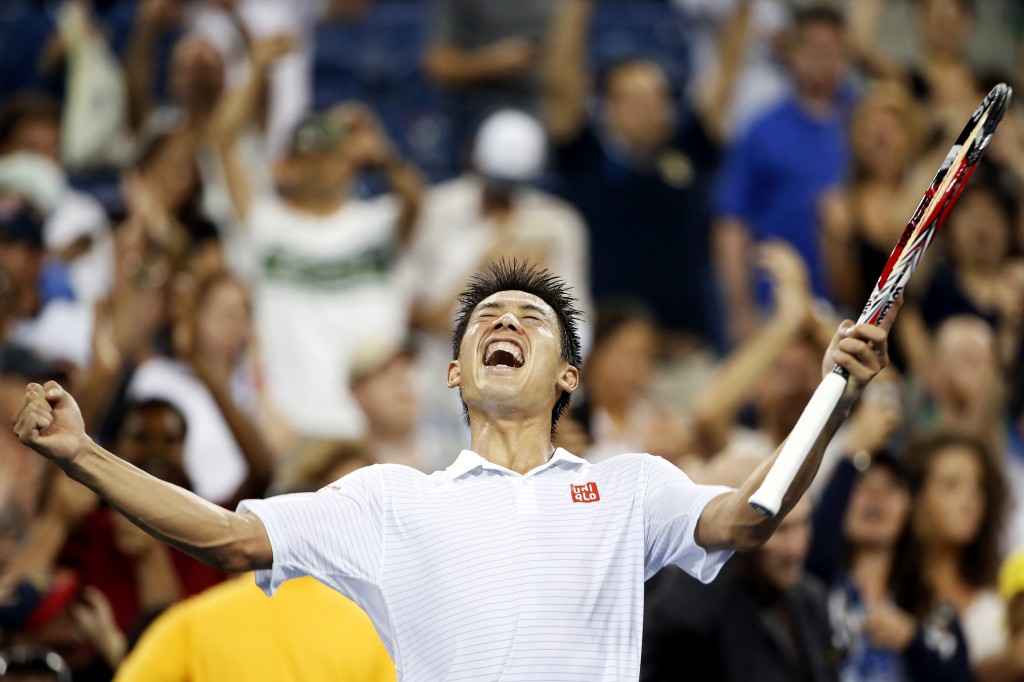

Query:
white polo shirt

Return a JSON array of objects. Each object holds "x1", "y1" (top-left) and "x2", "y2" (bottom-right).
[{"x1": 238, "y1": 449, "x2": 734, "y2": 681}]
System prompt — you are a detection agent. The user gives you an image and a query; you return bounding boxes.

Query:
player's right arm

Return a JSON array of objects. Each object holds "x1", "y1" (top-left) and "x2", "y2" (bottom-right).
[{"x1": 13, "y1": 381, "x2": 272, "y2": 573}]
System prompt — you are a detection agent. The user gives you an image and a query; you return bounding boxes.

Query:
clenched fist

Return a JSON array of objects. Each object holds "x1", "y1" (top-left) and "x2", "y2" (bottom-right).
[{"x1": 13, "y1": 381, "x2": 90, "y2": 466}]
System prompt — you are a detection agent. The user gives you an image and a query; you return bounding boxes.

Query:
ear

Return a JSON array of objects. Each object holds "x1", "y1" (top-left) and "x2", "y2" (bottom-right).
[
  {"x1": 556, "y1": 365, "x2": 580, "y2": 395},
  {"x1": 447, "y1": 360, "x2": 461, "y2": 389}
]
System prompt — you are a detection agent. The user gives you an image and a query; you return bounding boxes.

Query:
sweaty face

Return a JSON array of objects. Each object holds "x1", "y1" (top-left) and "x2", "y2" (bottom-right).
[
  {"x1": 844, "y1": 465, "x2": 911, "y2": 549},
  {"x1": 757, "y1": 499, "x2": 812, "y2": 590},
  {"x1": 449, "y1": 290, "x2": 577, "y2": 423},
  {"x1": 914, "y1": 445, "x2": 986, "y2": 549}
]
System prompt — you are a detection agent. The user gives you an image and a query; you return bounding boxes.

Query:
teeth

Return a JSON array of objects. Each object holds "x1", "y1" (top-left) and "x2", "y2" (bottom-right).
[{"x1": 485, "y1": 341, "x2": 524, "y2": 366}]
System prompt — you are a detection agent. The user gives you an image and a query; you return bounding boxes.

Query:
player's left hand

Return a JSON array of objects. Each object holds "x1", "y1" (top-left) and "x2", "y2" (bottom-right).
[{"x1": 824, "y1": 296, "x2": 901, "y2": 405}]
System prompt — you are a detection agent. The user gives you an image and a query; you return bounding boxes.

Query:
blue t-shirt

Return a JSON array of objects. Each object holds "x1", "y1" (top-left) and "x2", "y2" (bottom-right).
[{"x1": 714, "y1": 95, "x2": 854, "y2": 303}]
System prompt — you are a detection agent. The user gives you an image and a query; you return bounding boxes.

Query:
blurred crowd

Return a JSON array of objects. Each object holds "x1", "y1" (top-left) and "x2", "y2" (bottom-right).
[{"x1": 0, "y1": 0, "x2": 1023, "y2": 680}]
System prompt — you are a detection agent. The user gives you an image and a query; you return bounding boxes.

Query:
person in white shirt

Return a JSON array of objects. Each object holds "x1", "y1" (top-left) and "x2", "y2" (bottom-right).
[
  {"x1": 13, "y1": 261, "x2": 895, "y2": 680},
  {"x1": 218, "y1": 84, "x2": 425, "y2": 439}
]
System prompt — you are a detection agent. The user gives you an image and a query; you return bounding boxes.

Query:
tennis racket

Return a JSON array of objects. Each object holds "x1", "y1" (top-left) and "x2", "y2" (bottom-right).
[{"x1": 748, "y1": 82, "x2": 1013, "y2": 518}]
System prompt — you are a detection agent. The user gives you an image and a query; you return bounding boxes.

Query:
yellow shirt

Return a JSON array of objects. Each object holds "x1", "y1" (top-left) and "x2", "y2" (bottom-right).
[{"x1": 114, "y1": 575, "x2": 396, "y2": 682}]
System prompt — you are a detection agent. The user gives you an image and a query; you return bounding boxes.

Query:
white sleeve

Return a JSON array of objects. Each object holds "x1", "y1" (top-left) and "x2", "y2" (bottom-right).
[
  {"x1": 643, "y1": 455, "x2": 734, "y2": 583},
  {"x1": 237, "y1": 465, "x2": 385, "y2": 596}
]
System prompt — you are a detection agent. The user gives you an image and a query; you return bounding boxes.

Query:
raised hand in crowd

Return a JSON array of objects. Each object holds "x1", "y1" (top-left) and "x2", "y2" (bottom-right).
[
  {"x1": 692, "y1": 240, "x2": 820, "y2": 458},
  {"x1": 70, "y1": 586, "x2": 127, "y2": 671}
]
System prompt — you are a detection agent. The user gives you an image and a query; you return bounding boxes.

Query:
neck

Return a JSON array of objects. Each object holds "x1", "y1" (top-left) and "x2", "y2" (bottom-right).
[
  {"x1": 925, "y1": 545, "x2": 964, "y2": 589},
  {"x1": 368, "y1": 424, "x2": 415, "y2": 449},
  {"x1": 589, "y1": 383, "x2": 629, "y2": 425},
  {"x1": 196, "y1": 349, "x2": 234, "y2": 382},
  {"x1": 796, "y1": 87, "x2": 838, "y2": 119},
  {"x1": 283, "y1": 192, "x2": 346, "y2": 216},
  {"x1": 468, "y1": 411, "x2": 555, "y2": 474},
  {"x1": 849, "y1": 547, "x2": 893, "y2": 602}
]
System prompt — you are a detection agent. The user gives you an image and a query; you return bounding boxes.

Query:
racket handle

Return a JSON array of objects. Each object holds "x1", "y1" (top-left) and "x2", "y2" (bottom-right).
[{"x1": 748, "y1": 371, "x2": 848, "y2": 518}]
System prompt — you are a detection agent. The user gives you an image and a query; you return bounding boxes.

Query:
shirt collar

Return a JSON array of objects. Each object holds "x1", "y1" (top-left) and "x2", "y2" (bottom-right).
[{"x1": 446, "y1": 448, "x2": 587, "y2": 480}]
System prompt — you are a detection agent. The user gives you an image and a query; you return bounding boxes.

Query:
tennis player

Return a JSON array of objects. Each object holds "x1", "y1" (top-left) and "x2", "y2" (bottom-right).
[{"x1": 13, "y1": 261, "x2": 895, "y2": 680}]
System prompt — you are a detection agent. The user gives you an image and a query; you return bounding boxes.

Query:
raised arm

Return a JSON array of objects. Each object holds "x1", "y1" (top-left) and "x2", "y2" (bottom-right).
[
  {"x1": 187, "y1": 356, "x2": 274, "y2": 510},
  {"x1": 13, "y1": 382, "x2": 272, "y2": 573},
  {"x1": 714, "y1": 218, "x2": 759, "y2": 345},
  {"x1": 692, "y1": 0, "x2": 752, "y2": 143},
  {"x1": 423, "y1": 0, "x2": 536, "y2": 91},
  {"x1": 211, "y1": 36, "x2": 293, "y2": 224},
  {"x1": 333, "y1": 103, "x2": 425, "y2": 245},
  {"x1": 125, "y1": 0, "x2": 181, "y2": 133},
  {"x1": 692, "y1": 241, "x2": 814, "y2": 456},
  {"x1": 847, "y1": 0, "x2": 905, "y2": 82},
  {"x1": 695, "y1": 299, "x2": 900, "y2": 552},
  {"x1": 542, "y1": 0, "x2": 593, "y2": 144},
  {"x1": 424, "y1": 39, "x2": 536, "y2": 90}
]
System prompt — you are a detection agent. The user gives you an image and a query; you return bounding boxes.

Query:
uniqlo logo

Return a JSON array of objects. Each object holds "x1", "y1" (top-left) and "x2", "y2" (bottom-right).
[{"x1": 570, "y1": 482, "x2": 600, "y2": 503}]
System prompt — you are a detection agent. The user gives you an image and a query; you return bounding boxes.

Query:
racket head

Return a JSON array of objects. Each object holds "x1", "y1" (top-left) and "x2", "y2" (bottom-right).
[{"x1": 857, "y1": 83, "x2": 1013, "y2": 328}]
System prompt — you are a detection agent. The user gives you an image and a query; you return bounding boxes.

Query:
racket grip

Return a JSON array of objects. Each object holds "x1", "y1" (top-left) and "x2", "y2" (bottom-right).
[{"x1": 747, "y1": 371, "x2": 848, "y2": 518}]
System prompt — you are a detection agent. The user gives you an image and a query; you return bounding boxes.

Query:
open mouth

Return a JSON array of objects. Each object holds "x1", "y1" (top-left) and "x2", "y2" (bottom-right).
[{"x1": 484, "y1": 340, "x2": 525, "y2": 369}]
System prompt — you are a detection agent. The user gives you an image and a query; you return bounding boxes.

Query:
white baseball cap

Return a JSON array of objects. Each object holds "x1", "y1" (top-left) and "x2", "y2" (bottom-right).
[{"x1": 471, "y1": 109, "x2": 547, "y2": 182}]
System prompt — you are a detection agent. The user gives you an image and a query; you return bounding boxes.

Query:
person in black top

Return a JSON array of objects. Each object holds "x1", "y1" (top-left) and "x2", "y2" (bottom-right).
[{"x1": 542, "y1": 0, "x2": 751, "y2": 348}]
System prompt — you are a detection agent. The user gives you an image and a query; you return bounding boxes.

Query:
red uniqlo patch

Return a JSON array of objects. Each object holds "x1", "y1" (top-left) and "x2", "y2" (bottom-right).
[{"x1": 570, "y1": 482, "x2": 600, "y2": 503}]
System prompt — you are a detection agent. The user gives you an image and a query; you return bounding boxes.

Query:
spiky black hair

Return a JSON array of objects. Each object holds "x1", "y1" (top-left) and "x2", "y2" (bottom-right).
[{"x1": 451, "y1": 260, "x2": 583, "y2": 437}]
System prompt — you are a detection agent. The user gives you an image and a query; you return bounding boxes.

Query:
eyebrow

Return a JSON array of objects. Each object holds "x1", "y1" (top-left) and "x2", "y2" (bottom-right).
[{"x1": 475, "y1": 301, "x2": 551, "y2": 317}]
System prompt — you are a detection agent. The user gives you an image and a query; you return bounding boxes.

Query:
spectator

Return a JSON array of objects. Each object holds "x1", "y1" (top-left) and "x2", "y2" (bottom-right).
[
  {"x1": 642, "y1": 497, "x2": 837, "y2": 682},
  {"x1": 902, "y1": 432, "x2": 1010, "y2": 669},
  {"x1": 820, "y1": 81, "x2": 929, "y2": 317},
  {"x1": 900, "y1": 184, "x2": 1024, "y2": 373},
  {"x1": 423, "y1": 0, "x2": 554, "y2": 148},
  {"x1": 0, "y1": 181, "x2": 91, "y2": 368},
  {"x1": 807, "y1": 408, "x2": 972, "y2": 682},
  {"x1": 127, "y1": 272, "x2": 273, "y2": 505},
  {"x1": 114, "y1": 442, "x2": 395, "y2": 682},
  {"x1": 187, "y1": 0, "x2": 322, "y2": 159},
  {"x1": 563, "y1": 297, "x2": 687, "y2": 463},
  {"x1": 849, "y1": 0, "x2": 981, "y2": 130},
  {"x1": 0, "y1": 92, "x2": 114, "y2": 304},
  {"x1": 125, "y1": 2, "x2": 223, "y2": 139},
  {"x1": 544, "y1": 0, "x2": 750, "y2": 348},
  {"x1": 672, "y1": 0, "x2": 792, "y2": 138},
  {"x1": 129, "y1": 130, "x2": 218, "y2": 254},
  {"x1": 349, "y1": 341, "x2": 443, "y2": 472},
  {"x1": 217, "y1": 54, "x2": 425, "y2": 440},
  {"x1": 409, "y1": 108, "x2": 591, "y2": 456},
  {"x1": 912, "y1": 316, "x2": 1005, "y2": 442},
  {"x1": 691, "y1": 241, "x2": 827, "y2": 461},
  {"x1": 714, "y1": 5, "x2": 854, "y2": 343}
]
